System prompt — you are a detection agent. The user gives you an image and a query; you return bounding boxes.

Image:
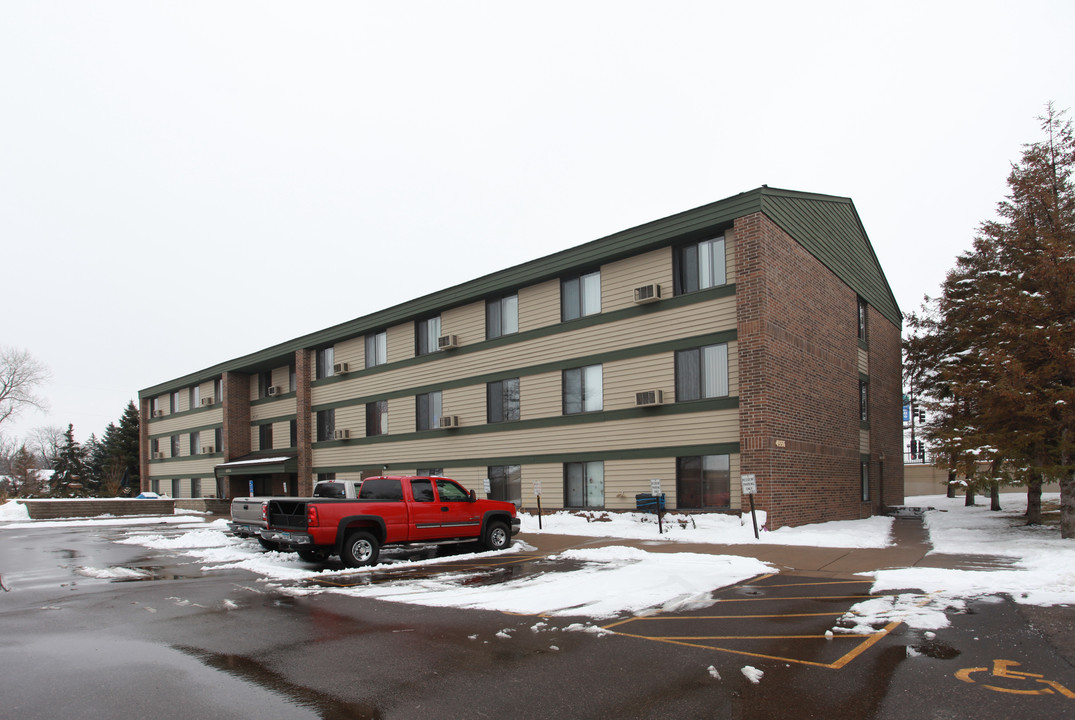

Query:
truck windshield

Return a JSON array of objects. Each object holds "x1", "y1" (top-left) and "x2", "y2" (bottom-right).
[{"x1": 313, "y1": 483, "x2": 345, "y2": 498}]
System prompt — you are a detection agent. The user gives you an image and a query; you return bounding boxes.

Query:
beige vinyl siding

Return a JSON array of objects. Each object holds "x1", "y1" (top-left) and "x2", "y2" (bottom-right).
[
  {"x1": 442, "y1": 300, "x2": 485, "y2": 348},
  {"x1": 386, "y1": 323, "x2": 412, "y2": 364},
  {"x1": 442, "y1": 384, "x2": 486, "y2": 427},
  {"x1": 148, "y1": 407, "x2": 224, "y2": 435},
  {"x1": 604, "y1": 457, "x2": 676, "y2": 509},
  {"x1": 251, "y1": 398, "x2": 297, "y2": 421},
  {"x1": 521, "y1": 371, "x2": 562, "y2": 419},
  {"x1": 196, "y1": 380, "x2": 215, "y2": 406},
  {"x1": 858, "y1": 347, "x2": 869, "y2": 375},
  {"x1": 148, "y1": 457, "x2": 219, "y2": 477},
  {"x1": 312, "y1": 294, "x2": 737, "y2": 407},
  {"x1": 335, "y1": 405, "x2": 364, "y2": 439},
  {"x1": 311, "y1": 407, "x2": 739, "y2": 470},
  {"x1": 514, "y1": 462, "x2": 564, "y2": 509},
  {"x1": 606, "y1": 354, "x2": 676, "y2": 411},
  {"x1": 601, "y1": 247, "x2": 674, "y2": 314},
  {"x1": 335, "y1": 336, "x2": 364, "y2": 373},
  {"x1": 860, "y1": 428, "x2": 870, "y2": 454},
  {"x1": 519, "y1": 279, "x2": 560, "y2": 331}
]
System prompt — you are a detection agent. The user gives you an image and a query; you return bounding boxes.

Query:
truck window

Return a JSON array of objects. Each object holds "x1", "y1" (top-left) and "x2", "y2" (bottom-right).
[
  {"x1": 410, "y1": 479, "x2": 435, "y2": 502},
  {"x1": 314, "y1": 482, "x2": 346, "y2": 498},
  {"x1": 359, "y1": 478, "x2": 404, "y2": 501},
  {"x1": 435, "y1": 479, "x2": 470, "y2": 502}
]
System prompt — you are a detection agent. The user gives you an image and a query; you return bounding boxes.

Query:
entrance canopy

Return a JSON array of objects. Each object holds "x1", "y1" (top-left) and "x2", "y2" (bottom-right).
[{"x1": 214, "y1": 453, "x2": 298, "y2": 478}]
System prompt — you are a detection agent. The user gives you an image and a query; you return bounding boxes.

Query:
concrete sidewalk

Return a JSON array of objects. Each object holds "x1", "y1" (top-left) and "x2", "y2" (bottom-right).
[{"x1": 517, "y1": 515, "x2": 1012, "y2": 579}]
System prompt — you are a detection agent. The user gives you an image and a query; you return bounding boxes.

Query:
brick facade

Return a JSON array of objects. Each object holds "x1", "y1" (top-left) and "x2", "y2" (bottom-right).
[
  {"x1": 221, "y1": 371, "x2": 251, "y2": 462},
  {"x1": 295, "y1": 349, "x2": 314, "y2": 496},
  {"x1": 736, "y1": 212, "x2": 900, "y2": 527},
  {"x1": 868, "y1": 304, "x2": 905, "y2": 509}
]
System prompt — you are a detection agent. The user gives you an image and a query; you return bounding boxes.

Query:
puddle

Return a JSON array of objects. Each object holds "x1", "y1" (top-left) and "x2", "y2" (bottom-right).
[{"x1": 911, "y1": 640, "x2": 961, "y2": 659}]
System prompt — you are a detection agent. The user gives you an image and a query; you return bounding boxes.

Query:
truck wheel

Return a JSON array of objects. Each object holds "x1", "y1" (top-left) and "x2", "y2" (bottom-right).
[
  {"x1": 257, "y1": 536, "x2": 280, "y2": 551},
  {"x1": 297, "y1": 549, "x2": 330, "y2": 563},
  {"x1": 482, "y1": 521, "x2": 511, "y2": 551},
  {"x1": 341, "y1": 531, "x2": 380, "y2": 567}
]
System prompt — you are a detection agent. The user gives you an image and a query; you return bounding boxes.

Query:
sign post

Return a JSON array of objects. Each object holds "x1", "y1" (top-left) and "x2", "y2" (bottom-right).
[
  {"x1": 534, "y1": 481, "x2": 543, "y2": 529},
  {"x1": 482, "y1": 477, "x2": 491, "y2": 497},
  {"x1": 741, "y1": 474, "x2": 759, "y2": 539},
  {"x1": 650, "y1": 478, "x2": 663, "y2": 534}
]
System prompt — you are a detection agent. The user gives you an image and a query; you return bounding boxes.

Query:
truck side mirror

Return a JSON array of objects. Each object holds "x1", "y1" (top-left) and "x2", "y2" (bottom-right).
[{"x1": 469, "y1": 489, "x2": 476, "y2": 502}]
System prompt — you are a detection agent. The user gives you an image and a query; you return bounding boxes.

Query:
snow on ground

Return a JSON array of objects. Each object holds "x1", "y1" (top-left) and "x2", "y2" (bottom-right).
[
  {"x1": 0, "y1": 499, "x2": 31, "y2": 521},
  {"x1": 519, "y1": 509, "x2": 893, "y2": 548}
]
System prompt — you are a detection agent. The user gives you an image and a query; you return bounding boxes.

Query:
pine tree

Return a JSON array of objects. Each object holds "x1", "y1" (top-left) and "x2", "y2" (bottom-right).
[{"x1": 50, "y1": 424, "x2": 88, "y2": 497}]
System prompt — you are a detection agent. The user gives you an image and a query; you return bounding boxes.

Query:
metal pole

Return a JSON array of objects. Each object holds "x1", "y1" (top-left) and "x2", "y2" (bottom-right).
[{"x1": 749, "y1": 494, "x2": 759, "y2": 540}]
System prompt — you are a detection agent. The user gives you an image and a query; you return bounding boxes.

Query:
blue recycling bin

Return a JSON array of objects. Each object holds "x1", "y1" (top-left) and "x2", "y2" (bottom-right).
[{"x1": 635, "y1": 493, "x2": 666, "y2": 513}]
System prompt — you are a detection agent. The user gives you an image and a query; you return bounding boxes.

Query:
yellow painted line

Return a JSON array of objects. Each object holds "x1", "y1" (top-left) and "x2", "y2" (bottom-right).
[
  {"x1": 714, "y1": 594, "x2": 878, "y2": 602},
  {"x1": 650, "y1": 634, "x2": 876, "y2": 640},
  {"x1": 613, "y1": 612, "x2": 847, "y2": 621},
  {"x1": 828, "y1": 620, "x2": 902, "y2": 669},
  {"x1": 606, "y1": 630, "x2": 841, "y2": 669}
]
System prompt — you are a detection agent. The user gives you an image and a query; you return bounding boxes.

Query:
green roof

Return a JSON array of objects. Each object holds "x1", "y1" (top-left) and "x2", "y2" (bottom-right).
[{"x1": 140, "y1": 187, "x2": 900, "y2": 396}]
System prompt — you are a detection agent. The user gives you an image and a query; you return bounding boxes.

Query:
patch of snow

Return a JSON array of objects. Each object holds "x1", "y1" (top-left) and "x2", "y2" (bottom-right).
[
  {"x1": 75, "y1": 566, "x2": 151, "y2": 580},
  {"x1": 0, "y1": 500, "x2": 31, "y2": 521},
  {"x1": 741, "y1": 666, "x2": 764, "y2": 684},
  {"x1": 708, "y1": 665, "x2": 721, "y2": 680}
]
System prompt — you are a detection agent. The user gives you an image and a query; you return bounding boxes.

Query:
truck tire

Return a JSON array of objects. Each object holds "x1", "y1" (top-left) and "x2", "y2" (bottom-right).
[
  {"x1": 257, "y1": 536, "x2": 280, "y2": 551},
  {"x1": 341, "y1": 531, "x2": 380, "y2": 567},
  {"x1": 297, "y1": 549, "x2": 331, "y2": 563},
  {"x1": 482, "y1": 521, "x2": 511, "y2": 551}
]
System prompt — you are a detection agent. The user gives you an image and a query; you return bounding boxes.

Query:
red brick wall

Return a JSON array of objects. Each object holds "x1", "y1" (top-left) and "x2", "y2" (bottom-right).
[
  {"x1": 222, "y1": 371, "x2": 251, "y2": 462},
  {"x1": 295, "y1": 349, "x2": 314, "y2": 495},
  {"x1": 868, "y1": 305, "x2": 905, "y2": 508},
  {"x1": 139, "y1": 397, "x2": 151, "y2": 492},
  {"x1": 736, "y1": 212, "x2": 899, "y2": 528}
]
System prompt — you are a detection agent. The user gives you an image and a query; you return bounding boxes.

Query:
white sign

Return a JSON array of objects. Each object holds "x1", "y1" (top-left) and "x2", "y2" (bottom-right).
[
  {"x1": 741, "y1": 474, "x2": 757, "y2": 496},
  {"x1": 534, "y1": 481, "x2": 542, "y2": 497},
  {"x1": 483, "y1": 478, "x2": 491, "y2": 494},
  {"x1": 650, "y1": 478, "x2": 662, "y2": 496}
]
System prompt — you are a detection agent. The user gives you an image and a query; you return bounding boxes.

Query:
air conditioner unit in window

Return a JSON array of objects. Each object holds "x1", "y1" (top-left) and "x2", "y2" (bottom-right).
[
  {"x1": 152, "y1": 410, "x2": 164, "y2": 417},
  {"x1": 201, "y1": 446, "x2": 215, "y2": 454},
  {"x1": 635, "y1": 389, "x2": 664, "y2": 407},
  {"x1": 633, "y1": 283, "x2": 662, "y2": 304},
  {"x1": 437, "y1": 334, "x2": 459, "y2": 350},
  {"x1": 201, "y1": 397, "x2": 214, "y2": 406},
  {"x1": 152, "y1": 452, "x2": 164, "y2": 459},
  {"x1": 267, "y1": 386, "x2": 280, "y2": 396},
  {"x1": 439, "y1": 415, "x2": 461, "y2": 428},
  {"x1": 334, "y1": 429, "x2": 351, "y2": 440},
  {"x1": 333, "y1": 362, "x2": 349, "y2": 374}
]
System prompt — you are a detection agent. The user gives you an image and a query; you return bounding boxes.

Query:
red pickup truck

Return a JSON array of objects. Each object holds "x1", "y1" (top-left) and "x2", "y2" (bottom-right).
[{"x1": 261, "y1": 475, "x2": 520, "y2": 566}]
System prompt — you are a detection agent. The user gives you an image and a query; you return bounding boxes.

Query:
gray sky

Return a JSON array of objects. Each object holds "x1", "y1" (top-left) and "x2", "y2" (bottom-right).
[{"x1": 2, "y1": 1, "x2": 1073, "y2": 445}]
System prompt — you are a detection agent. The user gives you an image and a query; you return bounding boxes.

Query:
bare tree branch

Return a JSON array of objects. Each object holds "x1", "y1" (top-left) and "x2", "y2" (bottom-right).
[{"x1": 0, "y1": 347, "x2": 51, "y2": 427}]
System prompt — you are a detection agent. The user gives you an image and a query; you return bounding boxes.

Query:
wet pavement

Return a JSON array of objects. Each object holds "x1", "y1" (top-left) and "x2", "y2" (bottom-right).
[{"x1": 0, "y1": 518, "x2": 1073, "y2": 719}]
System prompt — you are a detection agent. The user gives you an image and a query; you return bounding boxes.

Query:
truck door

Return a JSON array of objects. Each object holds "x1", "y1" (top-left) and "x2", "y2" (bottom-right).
[
  {"x1": 434, "y1": 478, "x2": 483, "y2": 538},
  {"x1": 407, "y1": 478, "x2": 443, "y2": 541}
]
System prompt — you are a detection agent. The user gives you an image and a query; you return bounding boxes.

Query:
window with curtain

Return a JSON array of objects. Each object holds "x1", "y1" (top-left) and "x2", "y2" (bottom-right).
[
  {"x1": 487, "y1": 378, "x2": 521, "y2": 423},
  {"x1": 365, "y1": 331, "x2": 387, "y2": 368},
  {"x1": 416, "y1": 316, "x2": 441, "y2": 355},
  {"x1": 259, "y1": 423, "x2": 273, "y2": 450},
  {"x1": 675, "y1": 344, "x2": 729, "y2": 401},
  {"x1": 674, "y1": 236, "x2": 726, "y2": 294},
  {"x1": 676, "y1": 455, "x2": 731, "y2": 508},
  {"x1": 488, "y1": 465, "x2": 522, "y2": 506},
  {"x1": 486, "y1": 294, "x2": 519, "y2": 339},
  {"x1": 316, "y1": 409, "x2": 335, "y2": 441},
  {"x1": 563, "y1": 365, "x2": 602, "y2": 414},
  {"x1": 366, "y1": 400, "x2": 388, "y2": 436},
  {"x1": 564, "y1": 461, "x2": 604, "y2": 508},
  {"x1": 416, "y1": 391, "x2": 442, "y2": 430},
  {"x1": 561, "y1": 271, "x2": 601, "y2": 321},
  {"x1": 316, "y1": 348, "x2": 335, "y2": 379}
]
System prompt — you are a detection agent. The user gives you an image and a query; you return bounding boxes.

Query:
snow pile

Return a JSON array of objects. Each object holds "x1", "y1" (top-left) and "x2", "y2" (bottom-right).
[
  {"x1": 0, "y1": 500, "x2": 31, "y2": 521},
  {"x1": 519, "y1": 510, "x2": 893, "y2": 548},
  {"x1": 75, "y1": 566, "x2": 152, "y2": 580},
  {"x1": 741, "y1": 666, "x2": 764, "y2": 684}
]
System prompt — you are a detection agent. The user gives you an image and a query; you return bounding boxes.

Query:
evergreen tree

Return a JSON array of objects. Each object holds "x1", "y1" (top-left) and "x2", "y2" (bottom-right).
[
  {"x1": 907, "y1": 104, "x2": 1075, "y2": 536},
  {"x1": 50, "y1": 424, "x2": 88, "y2": 497},
  {"x1": 99, "y1": 401, "x2": 141, "y2": 492}
]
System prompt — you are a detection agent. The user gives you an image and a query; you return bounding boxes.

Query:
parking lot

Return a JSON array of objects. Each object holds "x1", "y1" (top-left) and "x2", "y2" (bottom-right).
[{"x1": 1, "y1": 520, "x2": 1073, "y2": 719}]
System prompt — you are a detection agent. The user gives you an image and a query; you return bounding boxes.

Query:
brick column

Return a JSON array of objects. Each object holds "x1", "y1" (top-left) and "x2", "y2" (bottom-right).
[
  {"x1": 295, "y1": 349, "x2": 314, "y2": 496},
  {"x1": 222, "y1": 371, "x2": 251, "y2": 462},
  {"x1": 139, "y1": 397, "x2": 151, "y2": 493}
]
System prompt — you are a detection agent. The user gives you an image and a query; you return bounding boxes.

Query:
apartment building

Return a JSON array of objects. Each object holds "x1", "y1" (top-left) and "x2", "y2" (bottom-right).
[{"x1": 139, "y1": 186, "x2": 903, "y2": 528}]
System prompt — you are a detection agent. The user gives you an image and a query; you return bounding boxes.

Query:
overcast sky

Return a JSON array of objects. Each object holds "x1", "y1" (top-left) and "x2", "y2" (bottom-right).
[{"x1": 2, "y1": 1, "x2": 1073, "y2": 445}]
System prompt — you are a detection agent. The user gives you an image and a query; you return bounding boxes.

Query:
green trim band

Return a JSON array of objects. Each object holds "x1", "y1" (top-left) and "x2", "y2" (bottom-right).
[
  {"x1": 251, "y1": 392, "x2": 297, "y2": 406},
  {"x1": 149, "y1": 452, "x2": 223, "y2": 464},
  {"x1": 313, "y1": 397, "x2": 739, "y2": 449},
  {"x1": 312, "y1": 329, "x2": 739, "y2": 413},
  {"x1": 146, "y1": 403, "x2": 222, "y2": 425},
  {"x1": 250, "y1": 414, "x2": 298, "y2": 427},
  {"x1": 145, "y1": 471, "x2": 219, "y2": 480},
  {"x1": 149, "y1": 423, "x2": 223, "y2": 441},
  {"x1": 313, "y1": 442, "x2": 741, "y2": 475}
]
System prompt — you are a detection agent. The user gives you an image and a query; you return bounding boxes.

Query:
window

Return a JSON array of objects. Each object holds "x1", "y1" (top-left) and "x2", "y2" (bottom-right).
[
  {"x1": 858, "y1": 297, "x2": 868, "y2": 343},
  {"x1": 486, "y1": 294, "x2": 519, "y2": 339},
  {"x1": 171, "y1": 479, "x2": 181, "y2": 498},
  {"x1": 416, "y1": 391, "x2": 442, "y2": 431},
  {"x1": 365, "y1": 331, "x2": 387, "y2": 368},
  {"x1": 676, "y1": 455, "x2": 730, "y2": 508},
  {"x1": 259, "y1": 423, "x2": 273, "y2": 450},
  {"x1": 359, "y1": 477, "x2": 403, "y2": 501},
  {"x1": 258, "y1": 370, "x2": 273, "y2": 398},
  {"x1": 859, "y1": 380, "x2": 869, "y2": 422},
  {"x1": 488, "y1": 465, "x2": 521, "y2": 506},
  {"x1": 416, "y1": 467, "x2": 443, "y2": 477},
  {"x1": 564, "y1": 461, "x2": 604, "y2": 508},
  {"x1": 366, "y1": 400, "x2": 388, "y2": 437},
  {"x1": 487, "y1": 378, "x2": 521, "y2": 423},
  {"x1": 674, "y1": 236, "x2": 726, "y2": 294},
  {"x1": 316, "y1": 347, "x2": 335, "y2": 380},
  {"x1": 215, "y1": 428, "x2": 223, "y2": 452},
  {"x1": 189, "y1": 431, "x2": 200, "y2": 455},
  {"x1": 561, "y1": 271, "x2": 601, "y2": 321},
  {"x1": 675, "y1": 344, "x2": 729, "y2": 401},
  {"x1": 563, "y1": 365, "x2": 602, "y2": 414},
  {"x1": 317, "y1": 473, "x2": 337, "y2": 482},
  {"x1": 435, "y1": 478, "x2": 470, "y2": 502},
  {"x1": 215, "y1": 378, "x2": 223, "y2": 404},
  {"x1": 171, "y1": 391, "x2": 181, "y2": 414},
  {"x1": 150, "y1": 438, "x2": 159, "y2": 455},
  {"x1": 416, "y1": 316, "x2": 441, "y2": 356},
  {"x1": 189, "y1": 385, "x2": 200, "y2": 409},
  {"x1": 191, "y1": 478, "x2": 202, "y2": 498},
  {"x1": 170, "y1": 435, "x2": 180, "y2": 457},
  {"x1": 316, "y1": 409, "x2": 335, "y2": 442},
  {"x1": 289, "y1": 365, "x2": 297, "y2": 393},
  {"x1": 861, "y1": 462, "x2": 870, "y2": 501},
  {"x1": 410, "y1": 478, "x2": 435, "y2": 502},
  {"x1": 150, "y1": 397, "x2": 160, "y2": 416},
  {"x1": 151, "y1": 479, "x2": 160, "y2": 494},
  {"x1": 289, "y1": 419, "x2": 297, "y2": 447}
]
